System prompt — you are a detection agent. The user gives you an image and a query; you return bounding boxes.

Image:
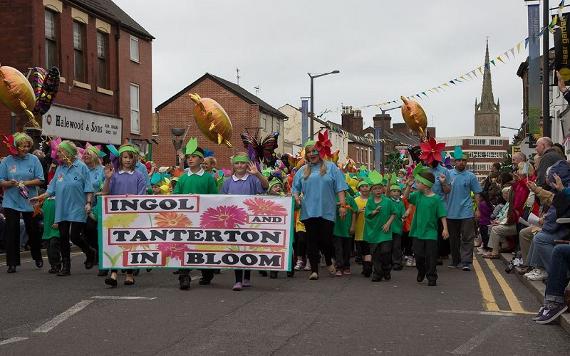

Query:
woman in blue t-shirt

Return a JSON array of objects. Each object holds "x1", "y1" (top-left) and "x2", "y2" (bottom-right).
[
  {"x1": 0, "y1": 133, "x2": 45, "y2": 273},
  {"x1": 82, "y1": 145, "x2": 106, "y2": 276},
  {"x1": 33, "y1": 140, "x2": 96, "y2": 276},
  {"x1": 292, "y1": 141, "x2": 348, "y2": 280}
]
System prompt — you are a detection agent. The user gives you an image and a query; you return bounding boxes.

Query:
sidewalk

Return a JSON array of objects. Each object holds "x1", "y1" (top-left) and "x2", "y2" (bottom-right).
[
  {"x1": 0, "y1": 246, "x2": 80, "y2": 264},
  {"x1": 500, "y1": 253, "x2": 570, "y2": 334}
]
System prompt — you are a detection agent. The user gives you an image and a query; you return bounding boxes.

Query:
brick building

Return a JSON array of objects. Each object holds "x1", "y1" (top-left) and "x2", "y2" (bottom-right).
[
  {"x1": 341, "y1": 107, "x2": 374, "y2": 169},
  {"x1": 0, "y1": 0, "x2": 153, "y2": 151},
  {"x1": 154, "y1": 73, "x2": 287, "y2": 167},
  {"x1": 439, "y1": 136, "x2": 509, "y2": 181}
]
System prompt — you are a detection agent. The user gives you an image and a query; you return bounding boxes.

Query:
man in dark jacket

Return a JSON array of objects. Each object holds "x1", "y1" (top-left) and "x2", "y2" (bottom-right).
[{"x1": 536, "y1": 137, "x2": 564, "y2": 189}]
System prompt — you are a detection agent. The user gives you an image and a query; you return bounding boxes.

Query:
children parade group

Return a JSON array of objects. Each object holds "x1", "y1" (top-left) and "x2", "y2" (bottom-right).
[{"x1": 2, "y1": 131, "x2": 460, "y2": 291}]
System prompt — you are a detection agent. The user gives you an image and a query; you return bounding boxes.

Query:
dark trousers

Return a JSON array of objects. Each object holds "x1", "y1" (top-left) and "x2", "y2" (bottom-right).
[
  {"x1": 413, "y1": 238, "x2": 438, "y2": 282},
  {"x1": 355, "y1": 240, "x2": 364, "y2": 260},
  {"x1": 545, "y1": 244, "x2": 570, "y2": 304},
  {"x1": 303, "y1": 217, "x2": 334, "y2": 273},
  {"x1": 46, "y1": 237, "x2": 61, "y2": 266},
  {"x1": 84, "y1": 216, "x2": 98, "y2": 251},
  {"x1": 392, "y1": 233, "x2": 402, "y2": 267},
  {"x1": 295, "y1": 231, "x2": 306, "y2": 262},
  {"x1": 4, "y1": 208, "x2": 42, "y2": 266},
  {"x1": 437, "y1": 219, "x2": 450, "y2": 258},
  {"x1": 401, "y1": 231, "x2": 413, "y2": 256},
  {"x1": 234, "y1": 270, "x2": 251, "y2": 283},
  {"x1": 480, "y1": 225, "x2": 490, "y2": 249},
  {"x1": 333, "y1": 236, "x2": 351, "y2": 269},
  {"x1": 58, "y1": 221, "x2": 90, "y2": 265},
  {"x1": 367, "y1": 241, "x2": 393, "y2": 277},
  {"x1": 447, "y1": 218, "x2": 476, "y2": 265}
]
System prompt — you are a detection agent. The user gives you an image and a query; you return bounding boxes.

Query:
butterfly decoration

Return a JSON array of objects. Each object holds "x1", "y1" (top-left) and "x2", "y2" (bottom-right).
[
  {"x1": 2, "y1": 134, "x2": 18, "y2": 155},
  {"x1": 314, "y1": 130, "x2": 332, "y2": 159},
  {"x1": 32, "y1": 66, "x2": 60, "y2": 117},
  {"x1": 240, "y1": 131, "x2": 279, "y2": 165},
  {"x1": 106, "y1": 144, "x2": 120, "y2": 171}
]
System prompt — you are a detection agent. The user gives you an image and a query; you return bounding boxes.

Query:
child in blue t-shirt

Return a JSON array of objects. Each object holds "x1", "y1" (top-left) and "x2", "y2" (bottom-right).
[
  {"x1": 221, "y1": 153, "x2": 268, "y2": 291},
  {"x1": 101, "y1": 144, "x2": 147, "y2": 287}
]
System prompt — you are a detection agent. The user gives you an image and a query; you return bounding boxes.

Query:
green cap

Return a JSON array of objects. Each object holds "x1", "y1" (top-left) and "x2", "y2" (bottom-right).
[{"x1": 304, "y1": 140, "x2": 316, "y2": 148}]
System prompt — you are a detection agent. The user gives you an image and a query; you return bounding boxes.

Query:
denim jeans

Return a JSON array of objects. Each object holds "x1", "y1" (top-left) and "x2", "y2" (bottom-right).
[
  {"x1": 544, "y1": 244, "x2": 570, "y2": 305},
  {"x1": 528, "y1": 231, "x2": 561, "y2": 273}
]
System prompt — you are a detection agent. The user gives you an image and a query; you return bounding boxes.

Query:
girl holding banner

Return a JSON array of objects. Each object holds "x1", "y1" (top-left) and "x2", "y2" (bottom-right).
[
  {"x1": 32, "y1": 140, "x2": 96, "y2": 276},
  {"x1": 100, "y1": 144, "x2": 148, "y2": 287},
  {"x1": 292, "y1": 140, "x2": 348, "y2": 281},
  {"x1": 221, "y1": 152, "x2": 269, "y2": 291}
]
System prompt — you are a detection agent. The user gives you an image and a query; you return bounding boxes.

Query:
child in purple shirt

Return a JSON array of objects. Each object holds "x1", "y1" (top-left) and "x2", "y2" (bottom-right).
[
  {"x1": 101, "y1": 144, "x2": 147, "y2": 287},
  {"x1": 221, "y1": 152, "x2": 269, "y2": 291}
]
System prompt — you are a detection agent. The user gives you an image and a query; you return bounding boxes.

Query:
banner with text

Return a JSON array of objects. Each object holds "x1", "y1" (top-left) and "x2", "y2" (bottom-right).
[
  {"x1": 98, "y1": 194, "x2": 294, "y2": 271},
  {"x1": 555, "y1": 13, "x2": 570, "y2": 82}
]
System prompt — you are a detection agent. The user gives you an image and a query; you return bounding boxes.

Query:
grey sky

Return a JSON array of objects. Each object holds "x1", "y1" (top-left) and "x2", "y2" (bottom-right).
[{"x1": 115, "y1": 0, "x2": 531, "y2": 137}]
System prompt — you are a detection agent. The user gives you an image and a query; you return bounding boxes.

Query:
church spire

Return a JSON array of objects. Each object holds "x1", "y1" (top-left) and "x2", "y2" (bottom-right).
[
  {"x1": 480, "y1": 39, "x2": 496, "y2": 111},
  {"x1": 474, "y1": 39, "x2": 500, "y2": 136}
]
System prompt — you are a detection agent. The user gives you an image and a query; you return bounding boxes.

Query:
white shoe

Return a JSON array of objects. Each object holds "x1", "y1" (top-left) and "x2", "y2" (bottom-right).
[
  {"x1": 304, "y1": 262, "x2": 311, "y2": 271},
  {"x1": 524, "y1": 269, "x2": 537, "y2": 278},
  {"x1": 405, "y1": 257, "x2": 413, "y2": 267},
  {"x1": 294, "y1": 260, "x2": 304, "y2": 271},
  {"x1": 328, "y1": 265, "x2": 336, "y2": 275},
  {"x1": 411, "y1": 258, "x2": 416, "y2": 267},
  {"x1": 526, "y1": 269, "x2": 548, "y2": 281}
]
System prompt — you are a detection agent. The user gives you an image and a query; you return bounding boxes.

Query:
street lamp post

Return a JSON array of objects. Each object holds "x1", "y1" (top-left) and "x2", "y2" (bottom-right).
[
  {"x1": 309, "y1": 70, "x2": 340, "y2": 137},
  {"x1": 171, "y1": 127, "x2": 185, "y2": 167}
]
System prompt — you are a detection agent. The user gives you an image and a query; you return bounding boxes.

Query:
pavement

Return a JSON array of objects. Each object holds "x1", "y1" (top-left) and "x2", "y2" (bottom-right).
[
  {"x1": 499, "y1": 252, "x2": 570, "y2": 335},
  {"x1": 1, "y1": 252, "x2": 570, "y2": 355}
]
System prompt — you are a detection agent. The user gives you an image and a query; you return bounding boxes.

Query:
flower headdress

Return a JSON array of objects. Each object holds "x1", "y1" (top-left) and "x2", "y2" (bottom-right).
[{"x1": 419, "y1": 137, "x2": 446, "y2": 165}]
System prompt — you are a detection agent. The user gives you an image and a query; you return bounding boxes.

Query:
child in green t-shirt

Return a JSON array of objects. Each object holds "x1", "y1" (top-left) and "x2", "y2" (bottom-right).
[
  {"x1": 389, "y1": 184, "x2": 406, "y2": 271},
  {"x1": 41, "y1": 197, "x2": 61, "y2": 274},
  {"x1": 332, "y1": 190, "x2": 358, "y2": 276},
  {"x1": 403, "y1": 170, "x2": 448, "y2": 286},
  {"x1": 363, "y1": 181, "x2": 395, "y2": 282},
  {"x1": 175, "y1": 139, "x2": 219, "y2": 291}
]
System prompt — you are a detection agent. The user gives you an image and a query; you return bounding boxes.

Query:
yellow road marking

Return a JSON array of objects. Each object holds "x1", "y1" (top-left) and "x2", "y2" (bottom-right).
[
  {"x1": 472, "y1": 258, "x2": 499, "y2": 311},
  {"x1": 483, "y1": 258, "x2": 527, "y2": 314}
]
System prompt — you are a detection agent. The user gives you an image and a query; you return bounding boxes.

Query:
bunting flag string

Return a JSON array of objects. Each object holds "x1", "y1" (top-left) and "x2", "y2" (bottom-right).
[{"x1": 358, "y1": 2, "x2": 567, "y2": 111}]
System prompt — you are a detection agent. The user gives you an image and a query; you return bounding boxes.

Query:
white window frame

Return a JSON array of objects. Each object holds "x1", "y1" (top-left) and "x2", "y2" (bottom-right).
[
  {"x1": 130, "y1": 35, "x2": 139, "y2": 63},
  {"x1": 130, "y1": 83, "x2": 140, "y2": 134}
]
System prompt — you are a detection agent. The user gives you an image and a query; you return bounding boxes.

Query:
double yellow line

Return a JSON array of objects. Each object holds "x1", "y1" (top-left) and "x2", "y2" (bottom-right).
[{"x1": 472, "y1": 257, "x2": 532, "y2": 315}]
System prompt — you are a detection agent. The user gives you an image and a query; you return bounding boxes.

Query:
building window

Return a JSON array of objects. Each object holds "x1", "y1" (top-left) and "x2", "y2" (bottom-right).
[
  {"x1": 73, "y1": 21, "x2": 86, "y2": 82},
  {"x1": 130, "y1": 84, "x2": 140, "y2": 134},
  {"x1": 489, "y1": 139, "x2": 503, "y2": 146},
  {"x1": 260, "y1": 115, "x2": 267, "y2": 131},
  {"x1": 96, "y1": 31, "x2": 109, "y2": 88},
  {"x1": 469, "y1": 138, "x2": 487, "y2": 146},
  {"x1": 130, "y1": 35, "x2": 139, "y2": 62},
  {"x1": 45, "y1": 9, "x2": 58, "y2": 69}
]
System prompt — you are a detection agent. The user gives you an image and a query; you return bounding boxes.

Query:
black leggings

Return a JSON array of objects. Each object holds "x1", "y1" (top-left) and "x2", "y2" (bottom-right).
[
  {"x1": 4, "y1": 208, "x2": 42, "y2": 266},
  {"x1": 295, "y1": 231, "x2": 306, "y2": 262},
  {"x1": 84, "y1": 216, "x2": 98, "y2": 251},
  {"x1": 303, "y1": 217, "x2": 334, "y2": 273}
]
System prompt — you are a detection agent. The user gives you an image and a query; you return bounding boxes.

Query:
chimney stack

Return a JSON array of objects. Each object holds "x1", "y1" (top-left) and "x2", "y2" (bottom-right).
[{"x1": 373, "y1": 113, "x2": 392, "y2": 131}]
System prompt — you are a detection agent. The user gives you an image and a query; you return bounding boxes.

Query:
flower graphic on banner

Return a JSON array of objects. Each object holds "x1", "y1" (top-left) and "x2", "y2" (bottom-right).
[
  {"x1": 243, "y1": 197, "x2": 287, "y2": 216},
  {"x1": 200, "y1": 205, "x2": 247, "y2": 228},
  {"x1": 116, "y1": 244, "x2": 152, "y2": 252},
  {"x1": 154, "y1": 212, "x2": 192, "y2": 228},
  {"x1": 103, "y1": 213, "x2": 138, "y2": 228},
  {"x1": 157, "y1": 243, "x2": 190, "y2": 262}
]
